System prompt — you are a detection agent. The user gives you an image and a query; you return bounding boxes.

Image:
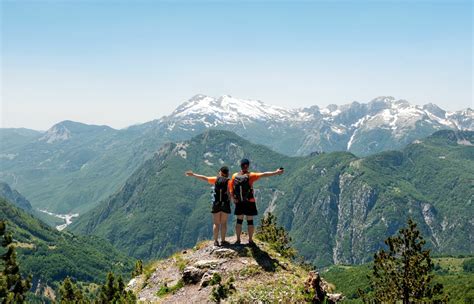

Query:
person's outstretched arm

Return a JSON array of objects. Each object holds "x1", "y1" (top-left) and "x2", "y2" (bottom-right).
[
  {"x1": 185, "y1": 170, "x2": 211, "y2": 182},
  {"x1": 259, "y1": 168, "x2": 284, "y2": 178}
]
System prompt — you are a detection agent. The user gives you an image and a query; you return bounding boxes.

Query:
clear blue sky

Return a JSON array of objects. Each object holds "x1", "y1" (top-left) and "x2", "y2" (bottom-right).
[{"x1": 1, "y1": 0, "x2": 472, "y2": 130}]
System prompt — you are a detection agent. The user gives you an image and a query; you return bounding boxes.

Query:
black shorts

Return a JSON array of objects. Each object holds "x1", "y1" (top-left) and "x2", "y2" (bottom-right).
[
  {"x1": 211, "y1": 201, "x2": 231, "y2": 214},
  {"x1": 234, "y1": 201, "x2": 258, "y2": 216}
]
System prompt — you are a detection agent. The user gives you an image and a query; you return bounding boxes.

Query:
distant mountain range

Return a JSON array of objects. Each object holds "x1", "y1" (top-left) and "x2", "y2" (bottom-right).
[
  {"x1": 71, "y1": 129, "x2": 474, "y2": 267},
  {"x1": 1, "y1": 95, "x2": 472, "y2": 216},
  {"x1": 0, "y1": 121, "x2": 159, "y2": 214},
  {"x1": 136, "y1": 95, "x2": 473, "y2": 156}
]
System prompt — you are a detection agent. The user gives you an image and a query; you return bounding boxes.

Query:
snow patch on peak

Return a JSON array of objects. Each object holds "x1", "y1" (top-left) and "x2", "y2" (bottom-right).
[
  {"x1": 171, "y1": 95, "x2": 293, "y2": 123},
  {"x1": 330, "y1": 126, "x2": 346, "y2": 135},
  {"x1": 320, "y1": 104, "x2": 342, "y2": 118},
  {"x1": 362, "y1": 101, "x2": 442, "y2": 132},
  {"x1": 422, "y1": 103, "x2": 446, "y2": 118},
  {"x1": 446, "y1": 108, "x2": 474, "y2": 130}
]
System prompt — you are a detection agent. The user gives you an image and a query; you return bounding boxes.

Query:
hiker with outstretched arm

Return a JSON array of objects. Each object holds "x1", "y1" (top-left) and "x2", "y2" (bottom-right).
[
  {"x1": 230, "y1": 159, "x2": 284, "y2": 246},
  {"x1": 185, "y1": 166, "x2": 232, "y2": 247}
]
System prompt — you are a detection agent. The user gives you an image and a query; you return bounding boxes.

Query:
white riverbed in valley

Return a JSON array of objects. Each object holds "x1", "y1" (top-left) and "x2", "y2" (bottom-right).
[{"x1": 38, "y1": 209, "x2": 79, "y2": 231}]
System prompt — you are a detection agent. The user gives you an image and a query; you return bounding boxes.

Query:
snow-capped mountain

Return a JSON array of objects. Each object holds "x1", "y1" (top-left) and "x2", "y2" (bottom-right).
[
  {"x1": 2, "y1": 94, "x2": 472, "y2": 215},
  {"x1": 171, "y1": 94, "x2": 297, "y2": 123},
  {"x1": 141, "y1": 94, "x2": 473, "y2": 156}
]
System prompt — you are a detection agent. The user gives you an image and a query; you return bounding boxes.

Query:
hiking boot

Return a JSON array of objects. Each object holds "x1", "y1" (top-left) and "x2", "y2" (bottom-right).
[
  {"x1": 221, "y1": 240, "x2": 230, "y2": 247},
  {"x1": 234, "y1": 239, "x2": 241, "y2": 245},
  {"x1": 248, "y1": 240, "x2": 257, "y2": 247},
  {"x1": 213, "y1": 240, "x2": 220, "y2": 247}
]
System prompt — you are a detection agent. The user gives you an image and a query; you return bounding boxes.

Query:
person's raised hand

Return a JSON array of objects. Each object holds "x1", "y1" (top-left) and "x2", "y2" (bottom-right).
[
  {"x1": 276, "y1": 168, "x2": 284, "y2": 175},
  {"x1": 185, "y1": 170, "x2": 194, "y2": 176}
]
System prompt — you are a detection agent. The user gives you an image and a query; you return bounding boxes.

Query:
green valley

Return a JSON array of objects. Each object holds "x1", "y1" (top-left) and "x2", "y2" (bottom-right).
[{"x1": 0, "y1": 196, "x2": 135, "y2": 293}]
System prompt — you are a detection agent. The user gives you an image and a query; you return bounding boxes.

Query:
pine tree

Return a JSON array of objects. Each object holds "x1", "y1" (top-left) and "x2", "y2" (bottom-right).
[
  {"x1": 116, "y1": 276, "x2": 125, "y2": 296},
  {"x1": 255, "y1": 212, "x2": 296, "y2": 259},
  {"x1": 97, "y1": 272, "x2": 136, "y2": 303},
  {"x1": 98, "y1": 272, "x2": 116, "y2": 303},
  {"x1": 0, "y1": 220, "x2": 31, "y2": 304},
  {"x1": 115, "y1": 275, "x2": 136, "y2": 303},
  {"x1": 132, "y1": 260, "x2": 143, "y2": 277},
  {"x1": 360, "y1": 219, "x2": 447, "y2": 303},
  {"x1": 59, "y1": 277, "x2": 85, "y2": 304}
]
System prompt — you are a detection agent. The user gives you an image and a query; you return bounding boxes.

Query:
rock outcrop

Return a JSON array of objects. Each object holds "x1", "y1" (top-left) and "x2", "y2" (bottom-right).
[{"x1": 128, "y1": 235, "x2": 342, "y2": 303}]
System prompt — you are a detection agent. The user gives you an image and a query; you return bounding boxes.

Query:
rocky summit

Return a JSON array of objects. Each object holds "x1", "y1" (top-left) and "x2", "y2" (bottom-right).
[{"x1": 128, "y1": 235, "x2": 343, "y2": 303}]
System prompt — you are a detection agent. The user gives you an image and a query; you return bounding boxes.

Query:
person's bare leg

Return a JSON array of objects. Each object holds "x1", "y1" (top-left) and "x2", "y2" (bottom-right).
[
  {"x1": 247, "y1": 215, "x2": 255, "y2": 243},
  {"x1": 212, "y1": 213, "x2": 219, "y2": 245},
  {"x1": 236, "y1": 215, "x2": 244, "y2": 243},
  {"x1": 220, "y1": 212, "x2": 228, "y2": 242}
]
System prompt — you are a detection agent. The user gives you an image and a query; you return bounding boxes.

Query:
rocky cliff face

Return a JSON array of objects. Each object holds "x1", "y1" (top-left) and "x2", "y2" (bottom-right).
[{"x1": 332, "y1": 174, "x2": 378, "y2": 264}]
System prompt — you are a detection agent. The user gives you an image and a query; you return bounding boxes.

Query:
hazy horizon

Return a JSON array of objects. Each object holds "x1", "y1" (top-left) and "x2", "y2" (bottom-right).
[{"x1": 2, "y1": 0, "x2": 472, "y2": 130}]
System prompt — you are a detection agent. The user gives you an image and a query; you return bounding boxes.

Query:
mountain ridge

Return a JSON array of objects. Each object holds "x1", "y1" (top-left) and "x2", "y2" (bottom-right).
[
  {"x1": 104, "y1": 94, "x2": 474, "y2": 157},
  {"x1": 1, "y1": 95, "x2": 472, "y2": 216},
  {"x1": 5, "y1": 95, "x2": 472, "y2": 134},
  {"x1": 71, "y1": 129, "x2": 474, "y2": 266}
]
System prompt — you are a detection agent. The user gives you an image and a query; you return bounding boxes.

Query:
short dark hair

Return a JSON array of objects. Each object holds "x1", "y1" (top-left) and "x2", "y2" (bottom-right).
[
  {"x1": 240, "y1": 158, "x2": 250, "y2": 169},
  {"x1": 220, "y1": 166, "x2": 229, "y2": 176}
]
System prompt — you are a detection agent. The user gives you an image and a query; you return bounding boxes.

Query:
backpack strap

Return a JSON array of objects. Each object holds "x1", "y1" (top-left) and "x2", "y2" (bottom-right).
[{"x1": 214, "y1": 176, "x2": 230, "y2": 203}]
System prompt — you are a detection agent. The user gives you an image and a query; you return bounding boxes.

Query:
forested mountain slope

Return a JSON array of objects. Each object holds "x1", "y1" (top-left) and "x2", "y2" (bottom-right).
[
  {"x1": 71, "y1": 130, "x2": 474, "y2": 266},
  {"x1": 0, "y1": 197, "x2": 134, "y2": 288}
]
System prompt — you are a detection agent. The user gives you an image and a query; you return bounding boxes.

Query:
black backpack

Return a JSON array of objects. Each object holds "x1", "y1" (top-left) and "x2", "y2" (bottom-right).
[
  {"x1": 214, "y1": 176, "x2": 230, "y2": 204},
  {"x1": 233, "y1": 173, "x2": 254, "y2": 203}
]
